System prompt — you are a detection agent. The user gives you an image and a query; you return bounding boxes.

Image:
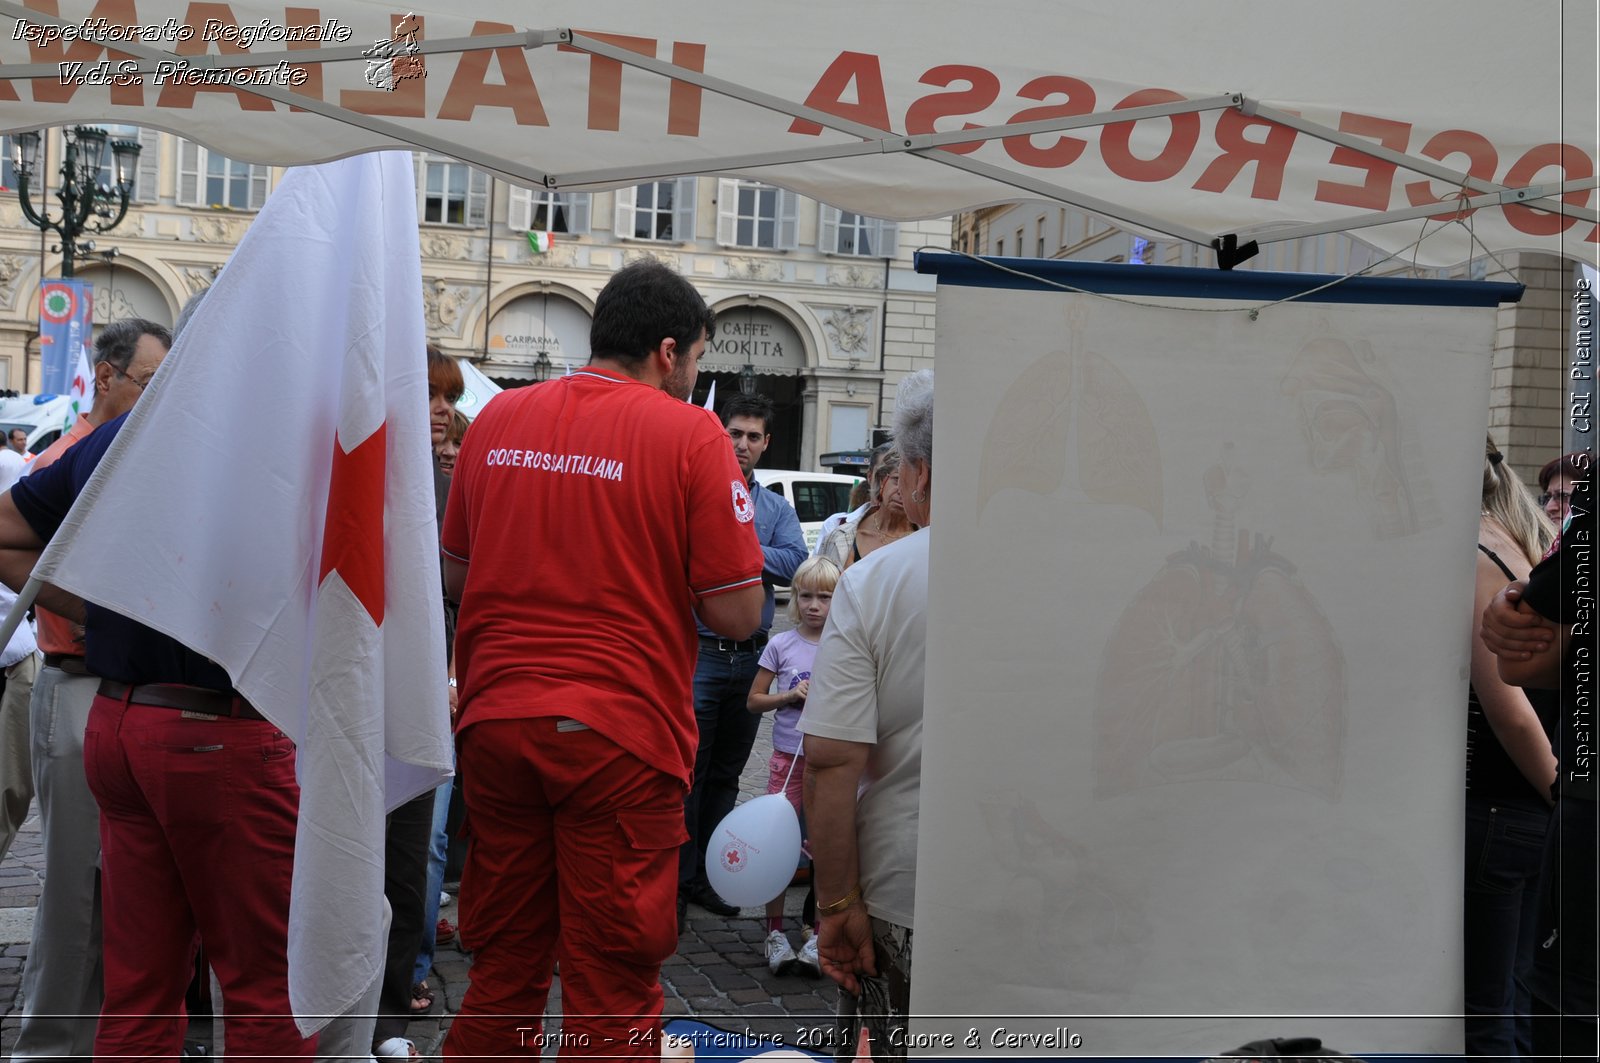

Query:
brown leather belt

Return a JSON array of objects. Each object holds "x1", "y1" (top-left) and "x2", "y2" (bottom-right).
[
  {"x1": 42, "y1": 653, "x2": 91, "y2": 676},
  {"x1": 97, "y1": 679, "x2": 268, "y2": 722}
]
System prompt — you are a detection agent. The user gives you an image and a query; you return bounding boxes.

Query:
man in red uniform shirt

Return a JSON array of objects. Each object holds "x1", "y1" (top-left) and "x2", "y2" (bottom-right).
[{"x1": 441, "y1": 261, "x2": 764, "y2": 1059}]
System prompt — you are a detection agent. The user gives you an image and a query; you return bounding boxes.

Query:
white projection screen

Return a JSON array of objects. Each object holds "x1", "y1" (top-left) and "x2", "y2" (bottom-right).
[{"x1": 909, "y1": 258, "x2": 1520, "y2": 1058}]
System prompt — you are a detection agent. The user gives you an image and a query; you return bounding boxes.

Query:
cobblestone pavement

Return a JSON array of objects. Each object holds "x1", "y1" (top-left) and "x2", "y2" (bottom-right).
[{"x1": 0, "y1": 618, "x2": 841, "y2": 1057}]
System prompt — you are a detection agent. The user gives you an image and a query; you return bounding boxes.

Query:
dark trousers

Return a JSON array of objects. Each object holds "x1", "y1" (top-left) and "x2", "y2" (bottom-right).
[
  {"x1": 679, "y1": 645, "x2": 762, "y2": 893},
  {"x1": 373, "y1": 789, "x2": 436, "y2": 1045},
  {"x1": 1527, "y1": 797, "x2": 1599, "y2": 1061},
  {"x1": 1463, "y1": 796, "x2": 1551, "y2": 1059}
]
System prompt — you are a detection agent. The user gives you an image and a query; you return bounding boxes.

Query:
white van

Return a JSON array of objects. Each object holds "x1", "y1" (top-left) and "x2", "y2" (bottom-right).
[
  {"x1": 0, "y1": 393, "x2": 80, "y2": 457},
  {"x1": 754, "y1": 469, "x2": 863, "y2": 553}
]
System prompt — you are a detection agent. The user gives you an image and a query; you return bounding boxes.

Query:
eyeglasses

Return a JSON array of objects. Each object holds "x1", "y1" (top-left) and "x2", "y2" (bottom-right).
[
  {"x1": 1538, "y1": 490, "x2": 1572, "y2": 507},
  {"x1": 112, "y1": 366, "x2": 154, "y2": 390}
]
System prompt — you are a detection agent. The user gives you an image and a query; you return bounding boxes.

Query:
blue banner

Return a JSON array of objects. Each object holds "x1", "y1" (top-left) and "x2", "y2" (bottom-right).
[{"x1": 38, "y1": 279, "x2": 93, "y2": 396}]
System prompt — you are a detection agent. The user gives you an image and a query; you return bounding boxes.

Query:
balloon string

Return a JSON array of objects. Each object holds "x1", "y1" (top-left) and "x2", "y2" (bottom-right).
[{"x1": 781, "y1": 735, "x2": 800, "y2": 795}]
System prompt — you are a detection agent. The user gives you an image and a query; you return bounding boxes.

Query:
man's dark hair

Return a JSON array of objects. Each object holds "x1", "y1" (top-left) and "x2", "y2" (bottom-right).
[
  {"x1": 589, "y1": 260, "x2": 715, "y2": 366},
  {"x1": 720, "y1": 393, "x2": 774, "y2": 434},
  {"x1": 94, "y1": 318, "x2": 173, "y2": 371}
]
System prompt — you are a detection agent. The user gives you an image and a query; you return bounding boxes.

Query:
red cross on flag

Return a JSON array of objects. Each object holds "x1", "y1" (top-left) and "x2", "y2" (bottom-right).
[{"x1": 30, "y1": 153, "x2": 452, "y2": 1035}]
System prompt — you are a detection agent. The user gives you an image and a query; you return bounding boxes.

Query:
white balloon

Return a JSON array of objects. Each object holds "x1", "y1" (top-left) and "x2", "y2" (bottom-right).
[{"x1": 704, "y1": 793, "x2": 802, "y2": 908}]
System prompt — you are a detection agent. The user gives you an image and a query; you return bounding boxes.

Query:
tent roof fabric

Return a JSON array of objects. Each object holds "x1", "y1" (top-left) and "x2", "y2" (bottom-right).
[{"x1": 1, "y1": 0, "x2": 1594, "y2": 267}]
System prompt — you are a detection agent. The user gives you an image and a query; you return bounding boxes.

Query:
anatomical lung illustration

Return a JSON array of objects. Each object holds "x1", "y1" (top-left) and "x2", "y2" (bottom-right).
[
  {"x1": 978, "y1": 308, "x2": 1162, "y2": 528},
  {"x1": 1095, "y1": 450, "x2": 1347, "y2": 799},
  {"x1": 1281, "y1": 336, "x2": 1438, "y2": 540}
]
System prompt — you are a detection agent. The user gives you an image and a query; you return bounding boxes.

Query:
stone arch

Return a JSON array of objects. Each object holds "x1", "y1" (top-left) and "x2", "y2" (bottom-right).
[
  {"x1": 464, "y1": 279, "x2": 597, "y2": 353},
  {"x1": 706, "y1": 294, "x2": 822, "y2": 372}
]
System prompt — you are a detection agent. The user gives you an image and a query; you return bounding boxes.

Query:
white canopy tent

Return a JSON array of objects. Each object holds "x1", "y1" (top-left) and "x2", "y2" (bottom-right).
[
  {"x1": 1, "y1": 1, "x2": 1595, "y2": 1050},
  {"x1": 1, "y1": 0, "x2": 1595, "y2": 269}
]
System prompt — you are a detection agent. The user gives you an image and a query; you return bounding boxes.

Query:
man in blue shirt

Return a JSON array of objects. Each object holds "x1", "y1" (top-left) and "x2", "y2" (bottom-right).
[
  {"x1": 679, "y1": 394, "x2": 807, "y2": 924},
  {"x1": 0, "y1": 414, "x2": 314, "y2": 1059}
]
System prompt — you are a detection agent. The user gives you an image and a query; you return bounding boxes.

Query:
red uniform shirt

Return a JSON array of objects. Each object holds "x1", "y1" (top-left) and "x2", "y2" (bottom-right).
[{"x1": 441, "y1": 368, "x2": 763, "y2": 783}]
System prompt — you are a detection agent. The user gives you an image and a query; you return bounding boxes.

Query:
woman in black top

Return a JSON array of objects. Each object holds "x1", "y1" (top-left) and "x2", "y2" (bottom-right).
[{"x1": 1464, "y1": 437, "x2": 1558, "y2": 1058}]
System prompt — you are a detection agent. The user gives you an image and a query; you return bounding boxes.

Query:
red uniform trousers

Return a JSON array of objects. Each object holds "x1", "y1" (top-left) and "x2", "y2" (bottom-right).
[
  {"x1": 83, "y1": 692, "x2": 315, "y2": 1061},
  {"x1": 443, "y1": 716, "x2": 686, "y2": 1060}
]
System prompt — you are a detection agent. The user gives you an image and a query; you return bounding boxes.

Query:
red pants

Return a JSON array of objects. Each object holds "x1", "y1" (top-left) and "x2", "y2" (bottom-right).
[
  {"x1": 83, "y1": 693, "x2": 315, "y2": 1061},
  {"x1": 443, "y1": 717, "x2": 686, "y2": 1060}
]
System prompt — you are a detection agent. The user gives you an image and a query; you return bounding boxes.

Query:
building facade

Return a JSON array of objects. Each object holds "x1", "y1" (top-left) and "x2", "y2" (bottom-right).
[{"x1": 0, "y1": 128, "x2": 949, "y2": 471}]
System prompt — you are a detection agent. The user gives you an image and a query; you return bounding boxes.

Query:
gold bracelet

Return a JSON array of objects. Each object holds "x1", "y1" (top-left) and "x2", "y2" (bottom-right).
[{"x1": 817, "y1": 884, "x2": 861, "y2": 915}]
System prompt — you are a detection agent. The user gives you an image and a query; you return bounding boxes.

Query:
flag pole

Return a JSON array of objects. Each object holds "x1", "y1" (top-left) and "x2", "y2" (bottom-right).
[{"x1": 0, "y1": 575, "x2": 43, "y2": 649}]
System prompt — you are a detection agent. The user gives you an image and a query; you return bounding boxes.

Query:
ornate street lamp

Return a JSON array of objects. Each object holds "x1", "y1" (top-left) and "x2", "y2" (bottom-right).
[
  {"x1": 738, "y1": 362, "x2": 757, "y2": 395},
  {"x1": 10, "y1": 126, "x2": 141, "y2": 278},
  {"x1": 532, "y1": 350, "x2": 553, "y2": 381}
]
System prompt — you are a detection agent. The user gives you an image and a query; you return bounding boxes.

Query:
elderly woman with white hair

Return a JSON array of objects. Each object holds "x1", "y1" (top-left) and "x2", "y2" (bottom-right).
[{"x1": 799, "y1": 368, "x2": 933, "y2": 1062}]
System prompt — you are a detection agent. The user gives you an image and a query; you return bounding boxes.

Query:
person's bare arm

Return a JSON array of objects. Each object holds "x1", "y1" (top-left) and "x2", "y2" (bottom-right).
[
  {"x1": 748, "y1": 668, "x2": 807, "y2": 714},
  {"x1": 1481, "y1": 581, "x2": 1558, "y2": 660},
  {"x1": 1495, "y1": 621, "x2": 1569, "y2": 689},
  {"x1": 442, "y1": 555, "x2": 468, "y2": 605},
  {"x1": 803, "y1": 734, "x2": 874, "y2": 994},
  {"x1": 0, "y1": 493, "x2": 84, "y2": 622},
  {"x1": 696, "y1": 583, "x2": 763, "y2": 640},
  {"x1": 1471, "y1": 555, "x2": 1556, "y2": 799}
]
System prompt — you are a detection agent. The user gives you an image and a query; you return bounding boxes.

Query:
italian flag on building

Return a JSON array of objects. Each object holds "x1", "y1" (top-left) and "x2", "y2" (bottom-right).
[{"x1": 528, "y1": 231, "x2": 555, "y2": 253}]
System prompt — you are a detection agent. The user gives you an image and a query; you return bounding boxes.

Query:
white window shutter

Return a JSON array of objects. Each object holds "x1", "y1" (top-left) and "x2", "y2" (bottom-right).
[
  {"x1": 777, "y1": 189, "x2": 799, "y2": 250},
  {"x1": 467, "y1": 170, "x2": 489, "y2": 227},
  {"x1": 818, "y1": 205, "x2": 839, "y2": 253},
  {"x1": 672, "y1": 178, "x2": 697, "y2": 242},
  {"x1": 614, "y1": 185, "x2": 637, "y2": 237},
  {"x1": 177, "y1": 139, "x2": 201, "y2": 205},
  {"x1": 248, "y1": 165, "x2": 269, "y2": 209},
  {"x1": 135, "y1": 127, "x2": 160, "y2": 203},
  {"x1": 507, "y1": 184, "x2": 532, "y2": 231},
  {"x1": 877, "y1": 219, "x2": 898, "y2": 258},
  {"x1": 567, "y1": 192, "x2": 592, "y2": 234},
  {"x1": 716, "y1": 178, "x2": 737, "y2": 246}
]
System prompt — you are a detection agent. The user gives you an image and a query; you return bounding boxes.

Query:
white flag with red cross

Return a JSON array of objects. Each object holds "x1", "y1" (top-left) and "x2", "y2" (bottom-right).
[{"x1": 30, "y1": 152, "x2": 452, "y2": 1035}]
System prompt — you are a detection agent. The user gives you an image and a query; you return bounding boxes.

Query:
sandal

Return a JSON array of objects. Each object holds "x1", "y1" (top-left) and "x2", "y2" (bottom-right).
[
  {"x1": 374, "y1": 1036, "x2": 420, "y2": 1059},
  {"x1": 409, "y1": 980, "x2": 434, "y2": 1013}
]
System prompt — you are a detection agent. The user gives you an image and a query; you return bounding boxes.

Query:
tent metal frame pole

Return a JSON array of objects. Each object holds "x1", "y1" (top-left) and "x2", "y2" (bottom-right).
[
  {"x1": 0, "y1": 3, "x2": 559, "y2": 186},
  {"x1": 1244, "y1": 176, "x2": 1600, "y2": 245},
  {"x1": 565, "y1": 32, "x2": 1219, "y2": 245},
  {"x1": 4, "y1": 7, "x2": 1586, "y2": 252},
  {"x1": 555, "y1": 95, "x2": 1239, "y2": 186},
  {"x1": 1246, "y1": 100, "x2": 1597, "y2": 226}
]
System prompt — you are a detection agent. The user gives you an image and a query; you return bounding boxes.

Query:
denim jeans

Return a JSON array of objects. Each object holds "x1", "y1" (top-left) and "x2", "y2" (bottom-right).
[
  {"x1": 413, "y1": 778, "x2": 455, "y2": 985},
  {"x1": 679, "y1": 645, "x2": 762, "y2": 893},
  {"x1": 1463, "y1": 795, "x2": 1551, "y2": 1060}
]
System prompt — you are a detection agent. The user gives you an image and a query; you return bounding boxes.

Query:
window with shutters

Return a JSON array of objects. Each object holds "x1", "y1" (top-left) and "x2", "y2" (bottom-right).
[
  {"x1": 716, "y1": 179, "x2": 797, "y2": 250},
  {"x1": 92, "y1": 125, "x2": 160, "y2": 204},
  {"x1": 818, "y1": 205, "x2": 897, "y2": 257},
  {"x1": 507, "y1": 185, "x2": 591, "y2": 234},
  {"x1": 0, "y1": 136, "x2": 18, "y2": 191},
  {"x1": 614, "y1": 179, "x2": 696, "y2": 242},
  {"x1": 178, "y1": 139, "x2": 269, "y2": 210},
  {"x1": 416, "y1": 155, "x2": 487, "y2": 227}
]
